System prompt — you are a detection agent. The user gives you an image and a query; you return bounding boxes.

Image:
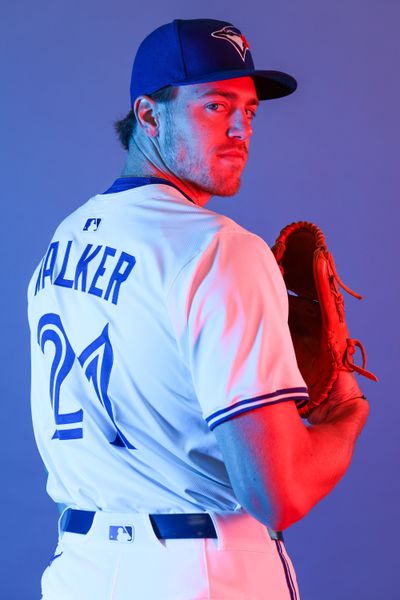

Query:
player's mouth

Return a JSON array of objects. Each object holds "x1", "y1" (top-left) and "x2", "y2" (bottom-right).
[{"x1": 217, "y1": 151, "x2": 247, "y2": 163}]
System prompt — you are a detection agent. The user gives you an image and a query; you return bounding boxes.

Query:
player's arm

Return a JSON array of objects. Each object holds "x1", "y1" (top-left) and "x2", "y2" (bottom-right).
[
  {"x1": 213, "y1": 371, "x2": 369, "y2": 531},
  {"x1": 167, "y1": 231, "x2": 369, "y2": 530}
]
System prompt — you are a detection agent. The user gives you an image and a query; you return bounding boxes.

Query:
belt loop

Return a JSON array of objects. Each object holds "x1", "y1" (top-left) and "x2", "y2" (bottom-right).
[{"x1": 206, "y1": 513, "x2": 222, "y2": 550}]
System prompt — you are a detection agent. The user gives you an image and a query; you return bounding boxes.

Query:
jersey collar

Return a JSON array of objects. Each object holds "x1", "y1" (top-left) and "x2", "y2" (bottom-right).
[{"x1": 103, "y1": 177, "x2": 195, "y2": 204}]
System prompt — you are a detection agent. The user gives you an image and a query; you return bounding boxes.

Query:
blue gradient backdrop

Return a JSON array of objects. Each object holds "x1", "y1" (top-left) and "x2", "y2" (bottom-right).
[{"x1": 1, "y1": 1, "x2": 398, "y2": 598}]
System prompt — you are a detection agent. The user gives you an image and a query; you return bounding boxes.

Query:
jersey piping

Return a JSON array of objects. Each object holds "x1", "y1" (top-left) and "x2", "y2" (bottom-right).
[{"x1": 103, "y1": 176, "x2": 196, "y2": 204}]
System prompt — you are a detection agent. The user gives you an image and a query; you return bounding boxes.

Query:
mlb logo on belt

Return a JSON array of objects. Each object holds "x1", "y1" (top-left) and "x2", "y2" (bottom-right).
[
  {"x1": 109, "y1": 525, "x2": 134, "y2": 542},
  {"x1": 83, "y1": 218, "x2": 102, "y2": 231}
]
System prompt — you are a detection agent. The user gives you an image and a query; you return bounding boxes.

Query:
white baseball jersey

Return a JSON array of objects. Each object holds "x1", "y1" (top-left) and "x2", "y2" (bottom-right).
[{"x1": 28, "y1": 177, "x2": 309, "y2": 514}]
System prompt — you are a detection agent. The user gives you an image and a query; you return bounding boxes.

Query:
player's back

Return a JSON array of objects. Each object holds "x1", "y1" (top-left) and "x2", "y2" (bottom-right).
[{"x1": 28, "y1": 179, "x2": 247, "y2": 513}]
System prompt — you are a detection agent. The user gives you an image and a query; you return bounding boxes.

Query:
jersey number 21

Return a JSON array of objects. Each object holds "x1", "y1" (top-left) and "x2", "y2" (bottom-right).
[{"x1": 37, "y1": 313, "x2": 134, "y2": 449}]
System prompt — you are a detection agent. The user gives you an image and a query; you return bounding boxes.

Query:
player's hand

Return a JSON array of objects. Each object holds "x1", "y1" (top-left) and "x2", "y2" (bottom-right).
[{"x1": 306, "y1": 371, "x2": 370, "y2": 426}]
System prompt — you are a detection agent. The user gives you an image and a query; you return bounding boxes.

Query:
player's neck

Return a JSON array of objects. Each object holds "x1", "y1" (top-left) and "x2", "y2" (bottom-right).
[{"x1": 120, "y1": 148, "x2": 211, "y2": 207}]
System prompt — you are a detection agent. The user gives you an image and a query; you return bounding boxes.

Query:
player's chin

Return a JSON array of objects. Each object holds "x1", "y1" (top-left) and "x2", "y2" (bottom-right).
[{"x1": 214, "y1": 175, "x2": 242, "y2": 197}]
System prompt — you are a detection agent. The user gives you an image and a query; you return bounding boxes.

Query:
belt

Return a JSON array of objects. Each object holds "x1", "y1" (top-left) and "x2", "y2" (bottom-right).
[{"x1": 60, "y1": 509, "x2": 284, "y2": 541}]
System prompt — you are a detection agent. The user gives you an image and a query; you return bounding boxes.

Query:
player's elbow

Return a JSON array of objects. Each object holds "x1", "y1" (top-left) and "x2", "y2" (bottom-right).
[
  {"x1": 272, "y1": 495, "x2": 307, "y2": 531},
  {"x1": 239, "y1": 486, "x2": 305, "y2": 532}
]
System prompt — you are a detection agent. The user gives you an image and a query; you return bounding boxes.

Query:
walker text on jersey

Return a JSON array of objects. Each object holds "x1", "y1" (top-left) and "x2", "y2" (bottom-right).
[{"x1": 34, "y1": 240, "x2": 136, "y2": 305}]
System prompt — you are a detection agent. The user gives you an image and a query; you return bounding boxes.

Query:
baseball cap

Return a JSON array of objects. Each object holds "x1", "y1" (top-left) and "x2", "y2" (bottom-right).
[{"x1": 130, "y1": 18, "x2": 297, "y2": 107}]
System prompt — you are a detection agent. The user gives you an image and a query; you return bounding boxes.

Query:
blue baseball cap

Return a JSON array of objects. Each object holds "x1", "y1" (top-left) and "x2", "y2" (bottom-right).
[{"x1": 130, "y1": 18, "x2": 297, "y2": 107}]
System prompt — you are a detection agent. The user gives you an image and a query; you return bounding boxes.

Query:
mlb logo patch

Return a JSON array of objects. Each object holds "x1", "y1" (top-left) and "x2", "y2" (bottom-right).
[
  {"x1": 109, "y1": 525, "x2": 134, "y2": 542},
  {"x1": 83, "y1": 218, "x2": 102, "y2": 231}
]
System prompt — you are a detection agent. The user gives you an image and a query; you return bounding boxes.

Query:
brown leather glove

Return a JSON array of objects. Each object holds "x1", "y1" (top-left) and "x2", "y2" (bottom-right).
[{"x1": 271, "y1": 221, "x2": 377, "y2": 419}]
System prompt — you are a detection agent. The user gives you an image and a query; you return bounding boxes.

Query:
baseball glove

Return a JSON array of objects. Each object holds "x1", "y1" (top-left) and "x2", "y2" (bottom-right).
[{"x1": 271, "y1": 221, "x2": 377, "y2": 419}]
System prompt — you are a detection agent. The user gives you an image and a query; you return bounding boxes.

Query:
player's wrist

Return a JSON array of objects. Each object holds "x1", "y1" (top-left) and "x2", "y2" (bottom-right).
[
  {"x1": 307, "y1": 384, "x2": 369, "y2": 425},
  {"x1": 328, "y1": 371, "x2": 364, "y2": 402},
  {"x1": 308, "y1": 394, "x2": 369, "y2": 427}
]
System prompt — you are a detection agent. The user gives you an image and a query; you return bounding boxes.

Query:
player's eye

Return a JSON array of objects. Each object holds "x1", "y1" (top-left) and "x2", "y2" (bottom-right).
[
  {"x1": 205, "y1": 103, "x2": 257, "y2": 120},
  {"x1": 205, "y1": 102, "x2": 225, "y2": 112},
  {"x1": 246, "y1": 109, "x2": 257, "y2": 119}
]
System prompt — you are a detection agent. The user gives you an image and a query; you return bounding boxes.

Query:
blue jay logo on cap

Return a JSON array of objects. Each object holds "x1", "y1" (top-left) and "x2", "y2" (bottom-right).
[{"x1": 211, "y1": 26, "x2": 250, "y2": 62}]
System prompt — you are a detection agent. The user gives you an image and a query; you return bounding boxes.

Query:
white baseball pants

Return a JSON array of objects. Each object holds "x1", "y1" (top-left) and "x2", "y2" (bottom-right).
[{"x1": 41, "y1": 509, "x2": 301, "y2": 599}]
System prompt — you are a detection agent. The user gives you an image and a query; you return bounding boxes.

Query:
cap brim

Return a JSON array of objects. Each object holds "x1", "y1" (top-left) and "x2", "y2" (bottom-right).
[
  {"x1": 167, "y1": 69, "x2": 297, "y2": 100},
  {"x1": 251, "y1": 70, "x2": 297, "y2": 100}
]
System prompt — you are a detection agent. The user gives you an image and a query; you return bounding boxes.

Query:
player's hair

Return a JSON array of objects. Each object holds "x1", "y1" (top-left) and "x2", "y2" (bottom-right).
[{"x1": 114, "y1": 86, "x2": 178, "y2": 151}]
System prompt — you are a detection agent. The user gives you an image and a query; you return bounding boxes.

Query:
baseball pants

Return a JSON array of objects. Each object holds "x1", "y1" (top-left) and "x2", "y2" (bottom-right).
[{"x1": 41, "y1": 509, "x2": 301, "y2": 599}]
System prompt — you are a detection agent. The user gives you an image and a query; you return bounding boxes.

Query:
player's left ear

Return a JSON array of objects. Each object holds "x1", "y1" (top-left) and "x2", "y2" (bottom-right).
[{"x1": 133, "y1": 95, "x2": 159, "y2": 137}]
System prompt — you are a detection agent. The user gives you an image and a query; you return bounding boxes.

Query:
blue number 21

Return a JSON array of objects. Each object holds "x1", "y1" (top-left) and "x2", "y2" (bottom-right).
[{"x1": 37, "y1": 313, "x2": 134, "y2": 448}]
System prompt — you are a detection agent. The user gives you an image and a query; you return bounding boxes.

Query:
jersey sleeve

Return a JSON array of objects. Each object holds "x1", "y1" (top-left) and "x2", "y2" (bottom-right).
[{"x1": 166, "y1": 230, "x2": 309, "y2": 430}]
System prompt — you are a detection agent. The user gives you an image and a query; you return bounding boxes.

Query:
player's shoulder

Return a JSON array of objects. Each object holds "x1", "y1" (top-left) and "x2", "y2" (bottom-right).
[
  {"x1": 171, "y1": 193, "x2": 267, "y2": 250},
  {"x1": 135, "y1": 183, "x2": 266, "y2": 262},
  {"x1": 213, "y1": 214, "x2": 268, "y2": 245},
  {"x1": 169, "y1": 205, "x2": 278, "y2": 286},
  {"x1": 200, "y1": 211, "x2": 274, "y2": 261},
  {"x1": 47, "y1": 196, "x2": 96, "y2": 241},
  {"x1": 155, "y1": 185, "x2": 277, "y2": 275},
  {"x1": 181, "y1": 208, "x2": 285, "y2": 296}
]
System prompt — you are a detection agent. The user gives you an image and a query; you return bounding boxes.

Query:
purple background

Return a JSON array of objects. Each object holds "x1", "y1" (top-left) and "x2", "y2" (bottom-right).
[{"x1": 1, "y1": 1, "x2": 398, "y2": 598}]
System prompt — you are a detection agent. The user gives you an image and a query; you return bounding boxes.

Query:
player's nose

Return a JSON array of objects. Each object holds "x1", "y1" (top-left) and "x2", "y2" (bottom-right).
[{"x1": 227, "y1": 109, "x2": 253, "y2": 141}]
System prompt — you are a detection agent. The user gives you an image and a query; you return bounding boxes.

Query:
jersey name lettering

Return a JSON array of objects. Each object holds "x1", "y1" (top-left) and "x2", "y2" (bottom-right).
[{"x1": 34, "y1": 241, "x2": 136, "y2": 305}]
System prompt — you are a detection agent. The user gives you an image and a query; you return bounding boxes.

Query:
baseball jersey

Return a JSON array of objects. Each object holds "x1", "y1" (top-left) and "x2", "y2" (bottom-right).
[{"x1": 28, "y1": 177, "x2": 309, "y2": 514}]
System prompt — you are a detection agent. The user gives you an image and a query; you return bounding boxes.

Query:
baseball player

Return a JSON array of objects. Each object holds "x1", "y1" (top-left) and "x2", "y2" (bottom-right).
[{"x1": 28, "y1": 18, "x2": 370, "y2": 599}]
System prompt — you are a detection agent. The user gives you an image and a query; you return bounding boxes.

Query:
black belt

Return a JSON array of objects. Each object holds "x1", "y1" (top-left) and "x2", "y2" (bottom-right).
[{"x1": 60, "y1": 509, "x2": 284, "y2": 541}]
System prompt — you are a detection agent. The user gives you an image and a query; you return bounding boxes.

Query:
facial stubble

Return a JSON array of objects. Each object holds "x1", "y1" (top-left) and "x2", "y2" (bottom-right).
[{"x1": 162, "y1": 108, "x2": 242, "y2": 197}]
